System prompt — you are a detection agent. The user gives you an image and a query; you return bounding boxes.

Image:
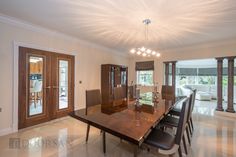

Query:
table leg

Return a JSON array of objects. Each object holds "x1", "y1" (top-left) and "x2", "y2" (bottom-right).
[
  {"x1": 103, "y1": 131, "x2": 106, "y2": 154},
  {"x1": 134, "y1": 145, "x2": 139, "y2": 157}
]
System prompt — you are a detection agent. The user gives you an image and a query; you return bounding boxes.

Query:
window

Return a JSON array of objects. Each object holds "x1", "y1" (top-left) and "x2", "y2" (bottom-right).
[
  {"x1": 177, "y1": 76, "x2": 197, "y2": 86},
  {"x1": 136, "y1": 70, "x2": 153, "y2": 86},
  {"x1": 198, "y1": 76, "x2": 216, "y2": 85}
]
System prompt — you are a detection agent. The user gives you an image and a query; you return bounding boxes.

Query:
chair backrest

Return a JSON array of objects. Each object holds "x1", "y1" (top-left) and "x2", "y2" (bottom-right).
[
  {"x1": 136, "y1": 88, "x2": 140, "y2": 99},
  {"x1": 85, "y1": 89, "x2": 101, "y2": 115},
  {"x1": 188, "y1": 89, "x2": 196, "y2": 119},
  {"x1": 186, "y1": 93, "x2": 193, "y2": 123},
  {"x1": 114, "y1": 87, "x2": 126, "y2": 100},
  {"x1": 161, "y1": 85, "x2": 175, "y2": 100},
  {"x1": 128, "y1": 86, "x2": 133, "y2": 99},
  {"x1": 34, "y1": 80, "x2": 42, "y2": 92},
  {"x1": 191, "y1": 89, "x2": 197, "y2": 112},
  {"x1": 175, "y1": 97, "x2": 190, "y2": 145}
]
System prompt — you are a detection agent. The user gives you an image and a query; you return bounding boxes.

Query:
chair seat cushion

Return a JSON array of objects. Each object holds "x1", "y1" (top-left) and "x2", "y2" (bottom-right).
[
  {"x1": 145, "y1": 129, "x2": 175, "y2": 150},
  {"x1": 161, "y1": 115, "x2": 179, "y2": 127},
  {"x1": 168, "y1": 107, "x2": 181, "y2": 116}
]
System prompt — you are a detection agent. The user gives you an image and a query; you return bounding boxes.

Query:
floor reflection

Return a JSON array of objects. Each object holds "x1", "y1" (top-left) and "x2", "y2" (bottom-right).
[
  {"x1": 28, "y1": 136, "x2": 42, "y2": 157},
  {"x1": 0, "y1": 100, "x2": 236, "y2": 157},
  {"x1": 58, "y1": 128, "x2": 68, "y2": 157}
]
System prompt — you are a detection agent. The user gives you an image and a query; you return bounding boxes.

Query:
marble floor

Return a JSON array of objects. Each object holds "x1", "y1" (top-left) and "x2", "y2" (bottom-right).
[{"x1": 0, "y1": 100, "x2": 236, "y2": 157}]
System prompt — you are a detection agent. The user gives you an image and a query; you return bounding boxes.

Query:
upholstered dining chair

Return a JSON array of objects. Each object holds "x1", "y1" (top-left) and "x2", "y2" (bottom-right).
[
  {"x1": 168, "y1": 89, "x2": 197, "y2": 136},
  {"x1": 128, "y1": 85, "x2": 136, "y2": 100},
  {"x1": 114, "y1": 86, "x2": 126, "y2": 100},
  {"x1": 160, "y1": 91, "x2": 196, "y2": 155},
  {"x1": 161, "y1": 85, "x2": 175, "y2": 101},
  {"x1": 85, "y1": 89, "x2": 106, "y2": 153},
  {"x1": 113, "y1": 86, "x2": 127, "y2": 107},
  {"x1": 30, "y1": 80, "x2": 43, "y2": 107},
  {"x1": 144, "y1": 97, "x2": 190, "y2": 157}
]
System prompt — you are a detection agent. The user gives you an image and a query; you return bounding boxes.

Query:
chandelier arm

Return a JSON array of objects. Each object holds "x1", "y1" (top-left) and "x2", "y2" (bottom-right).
[{"x1": 129, "y1": 19, "x2": 160, "y2": 58}]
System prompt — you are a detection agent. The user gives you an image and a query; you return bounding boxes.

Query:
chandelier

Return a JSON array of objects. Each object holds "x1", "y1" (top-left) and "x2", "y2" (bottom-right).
[{"x1": 129, "y1": 19, "x2": 160, "y2": 57}]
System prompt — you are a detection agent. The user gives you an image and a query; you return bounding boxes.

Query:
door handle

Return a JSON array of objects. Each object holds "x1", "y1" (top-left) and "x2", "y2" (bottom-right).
[
  {"x1": 52, "y1": 86, "x2": 59, "y2": 89},
  {"x1": 45, "y1": 86, "x2": 51, "y2": 89}
]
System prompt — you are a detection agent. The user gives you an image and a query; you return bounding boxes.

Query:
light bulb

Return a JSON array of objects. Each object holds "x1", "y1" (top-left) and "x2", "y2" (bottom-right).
[
  {"x1": 140, "y1": 47, "x2": 146, "y2": 52},
  {"x1": 130, "y1": 48, "x2": 136, "y2": 54},
  {"x1": 142, "y1": 53, "x2": 147, "y2": 57},
  {"x1": 152, "y1": 51, "x2": 156, "y2": 55},
  {"x1": 156, "y1": 53, "x2": 161, "y2": 57},
  {"x1": 146, "y1": 49, "x2": 151, "y2": 54},
  {"x1": 137, "y1": 51, "x2": 142, "y2": 55}
]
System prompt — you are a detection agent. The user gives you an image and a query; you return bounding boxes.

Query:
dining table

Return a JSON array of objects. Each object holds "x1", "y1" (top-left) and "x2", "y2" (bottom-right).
[{"x1": 70, "y1": 92, "x2": 184, "y2": 157}]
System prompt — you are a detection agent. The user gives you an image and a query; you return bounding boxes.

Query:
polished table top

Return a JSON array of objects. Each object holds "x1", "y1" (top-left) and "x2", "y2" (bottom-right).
[{"x1": 70, "y1": 95, "x2": 185, "y2": 145}]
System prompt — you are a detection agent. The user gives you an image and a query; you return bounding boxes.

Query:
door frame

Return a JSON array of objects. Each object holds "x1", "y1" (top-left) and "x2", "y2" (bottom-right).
[{"x1": 13, "y1": 41, "x2": 77, "y2": 132}]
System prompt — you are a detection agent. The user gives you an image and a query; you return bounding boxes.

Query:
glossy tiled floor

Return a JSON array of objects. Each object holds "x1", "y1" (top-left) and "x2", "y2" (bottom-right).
[{"x1": 0, "y1": 100, "x2": 236, "y2": 157}]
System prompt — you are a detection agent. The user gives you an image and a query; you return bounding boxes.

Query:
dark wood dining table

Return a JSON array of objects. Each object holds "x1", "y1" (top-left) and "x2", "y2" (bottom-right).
[{"x1": 70, "y1": 93, "x2": 184, "y2": 157}]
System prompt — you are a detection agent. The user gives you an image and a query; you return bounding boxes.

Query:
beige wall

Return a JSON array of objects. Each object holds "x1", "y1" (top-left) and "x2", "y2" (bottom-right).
[
  {"x1": 0, "y1": 21, "x2": 129, "y2": 132},
  {"x1": 129, "y1": 39, "x2": 236, "y2": 91},
  {"x1": 1, "y1": 15, "x2": 236, "y2": 134}
]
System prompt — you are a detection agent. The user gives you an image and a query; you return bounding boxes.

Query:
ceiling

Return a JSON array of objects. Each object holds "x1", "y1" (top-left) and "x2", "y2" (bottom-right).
[{"x1": 0, "y1": 0, "x2": 236, "y2": 54}]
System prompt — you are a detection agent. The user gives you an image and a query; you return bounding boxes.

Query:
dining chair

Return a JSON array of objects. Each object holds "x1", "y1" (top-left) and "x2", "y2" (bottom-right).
[
  {"x1": 30, "y1": 80, "x2": 43, "y2": 107},
  {"x1": 168, "y1": 89, "x2": 197, "y2": 136},
  {"x1": 160, "y1": 92, "x2": 195, "y2": 154},
  {"x1": 136, "y1": 88, "x2": 140, "y2": 99},
  {"x1": 113, "y1": 86, "x2": 127, "y2": 107},
  {"x1": 114, "y1": 86, "x2": 126, "y2": 100},
  {"x1": 161, "y1": 85, "x2": 175, "y2": 101},
  {"x1": 85, "y1": 89, "x2": 106, "y2": 153},
  {"x1": 144, "y1": 97, "x2": 190, "y2": 157},
  {"x1": 128, "y1": 85, "x2": 136, "y2": 100}
]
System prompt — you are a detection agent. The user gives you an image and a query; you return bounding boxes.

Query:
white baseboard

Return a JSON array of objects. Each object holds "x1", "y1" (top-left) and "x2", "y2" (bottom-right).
[
  {"x1": 215, "y1": 111, "x2": 236, "y2": 119},
  {"x1": 0, "y1": 116, "x2": 70, "y2": 137},
  {"x1": 0, "y1": 127, "x2": 13, "y2": 137}
]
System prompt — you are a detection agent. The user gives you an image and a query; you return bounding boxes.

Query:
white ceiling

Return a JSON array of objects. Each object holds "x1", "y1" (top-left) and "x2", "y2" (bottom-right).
[{"x1": 0, "y1": 0, "x2": 236, "y2": 54}]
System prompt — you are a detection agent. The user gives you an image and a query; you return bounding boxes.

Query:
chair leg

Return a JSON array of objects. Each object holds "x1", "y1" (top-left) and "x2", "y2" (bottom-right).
[
  {"x1": 186, "y1": 127, "x2": 191, "y2": 145},
  {"x1": 182, "y1": 135, "x2": 188, "y2": 154},
  {"x1": 86, "y1": 124, "x2": 90, "y2": 143},
  {"x1": 188, "y1": 123, "x2": 193, "y2": 136},
  {"x1": 190, "y1": 117, "x2": 194, "y2": 131},
  {"x1": 103, "y1": 131, "x2": 106, "y2": 154},
  {"x1": 188, "y1": 122, "x2": 192, "y2": 135},
  {"x1": 34, "y1": 92, "x2": 37, "y2": 108},
  {"x1": 178, "y1": 146, "x2": 183, "y2": 157}
]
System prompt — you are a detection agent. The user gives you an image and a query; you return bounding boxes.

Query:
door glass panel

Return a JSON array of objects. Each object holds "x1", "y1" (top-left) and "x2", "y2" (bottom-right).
[
  {"x1": 59, "y1": 60, "x2": 69, "y2": 109},
  {"x1": 29, "y1": 56, "x2": 43, "y2": 116}
]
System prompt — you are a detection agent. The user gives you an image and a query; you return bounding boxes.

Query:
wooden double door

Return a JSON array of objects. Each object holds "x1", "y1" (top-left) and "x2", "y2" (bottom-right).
[{"x1": 19, "y1": 47, "x2": 75, "y2": 129}]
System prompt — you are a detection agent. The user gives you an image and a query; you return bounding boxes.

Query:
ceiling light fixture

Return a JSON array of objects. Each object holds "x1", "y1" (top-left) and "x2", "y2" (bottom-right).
[{"x1": 129, "y1": 19, "x2": 160, "y2": 58}]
